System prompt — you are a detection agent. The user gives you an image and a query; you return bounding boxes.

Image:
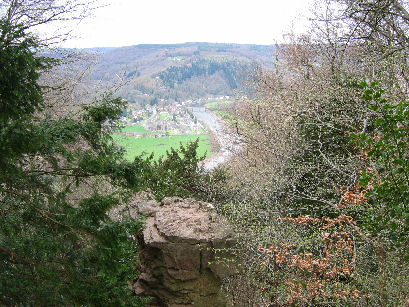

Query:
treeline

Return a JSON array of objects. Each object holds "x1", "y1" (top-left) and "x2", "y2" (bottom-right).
[{"x1": 158, "y1": 58, "x2": 249, "y2": 90}]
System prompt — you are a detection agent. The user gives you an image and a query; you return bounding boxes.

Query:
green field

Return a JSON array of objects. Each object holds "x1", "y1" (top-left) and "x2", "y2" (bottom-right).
[
  {"x1": 113, "y1": 134, "x2": 212, "y2": 161},
  {"x1": 119, "y1": 125, "x2": 153, "y2": 134}
]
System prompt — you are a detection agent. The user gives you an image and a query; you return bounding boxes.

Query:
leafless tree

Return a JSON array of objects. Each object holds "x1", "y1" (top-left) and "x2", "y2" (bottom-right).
[
  {"x1": 223, "y1": 1, "x2": 409, "y2": 305},
  {"x1": 0, "y1": 0, "x2": 100, "y2": 45}
]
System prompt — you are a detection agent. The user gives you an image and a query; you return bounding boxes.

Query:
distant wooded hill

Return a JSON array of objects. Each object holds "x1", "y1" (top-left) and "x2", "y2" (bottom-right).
[{"x1": 80, "y1": 42, "x2": 276, "y2": 106}]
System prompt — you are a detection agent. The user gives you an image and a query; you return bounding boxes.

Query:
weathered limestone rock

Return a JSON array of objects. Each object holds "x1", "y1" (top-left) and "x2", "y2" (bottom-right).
[{"x1": 134, "y1": 197, "x2": 236, "y2": 307}]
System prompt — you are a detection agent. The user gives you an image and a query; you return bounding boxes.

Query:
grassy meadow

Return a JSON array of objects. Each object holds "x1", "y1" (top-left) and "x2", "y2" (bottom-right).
[
  {"x1": 113, "y1": 131, "x2": 212, "y2": 161},
  {"x1": 119, "y1": 125, "x2": 153, "y2": 133}
]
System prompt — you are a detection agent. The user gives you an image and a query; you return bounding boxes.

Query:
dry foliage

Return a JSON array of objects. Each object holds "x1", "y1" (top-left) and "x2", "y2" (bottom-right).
[{"x1": 221, "y1": 0, "x2": 409, "y2": 305}]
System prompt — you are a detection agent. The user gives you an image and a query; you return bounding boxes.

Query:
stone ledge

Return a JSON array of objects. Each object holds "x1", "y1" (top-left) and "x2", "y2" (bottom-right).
[{"x1": 134, "y1": 197, "x2": 236, "y2": 306}]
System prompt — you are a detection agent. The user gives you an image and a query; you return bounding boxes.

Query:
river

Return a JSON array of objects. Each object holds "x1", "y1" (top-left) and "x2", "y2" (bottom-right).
[{"x1": 191, "y1": 107, "x2": 240, "y2": 170}]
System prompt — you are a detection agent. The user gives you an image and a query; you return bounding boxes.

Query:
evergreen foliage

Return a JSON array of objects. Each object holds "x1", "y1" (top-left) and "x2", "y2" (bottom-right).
[
  {"x1": 0, "y1": 22, "x2": 50, "y2": 120},
  {"x1": 0, "y1": 19, "x2": 229, "y2": 306},
  {"x1": 357, "y1": 82, "x2": 409, "y2": 256},
  {"x1": 158, "y1": 59, "x2": 248, "y2": 89},
  {"x1": 0, "y1": 20, "x2": 148, "y2": 306},
  {"x1": 119, "y1": 139, "x2": 230, "y2": 203}
]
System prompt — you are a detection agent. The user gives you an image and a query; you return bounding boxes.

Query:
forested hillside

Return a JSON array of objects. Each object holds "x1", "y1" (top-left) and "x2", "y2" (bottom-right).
[{"x1": 82, "y1": 42, "x2": 276, "y2": 105}]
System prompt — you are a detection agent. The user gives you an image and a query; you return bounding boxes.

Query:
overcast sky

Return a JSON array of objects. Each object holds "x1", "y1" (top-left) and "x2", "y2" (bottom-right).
[{"x1": 62, "y1": 0, "x2": 314, "y2": 48}]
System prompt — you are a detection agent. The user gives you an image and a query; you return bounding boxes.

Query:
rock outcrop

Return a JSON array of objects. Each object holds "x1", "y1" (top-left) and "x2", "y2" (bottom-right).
[{"x1": 134, "y1": 197, "x2": 236, "y2": 307}]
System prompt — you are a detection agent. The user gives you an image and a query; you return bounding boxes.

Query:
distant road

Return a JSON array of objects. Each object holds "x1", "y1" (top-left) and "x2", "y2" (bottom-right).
[{"x1": 191, "y1": 107, "x2": 240, "y2": 170}]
